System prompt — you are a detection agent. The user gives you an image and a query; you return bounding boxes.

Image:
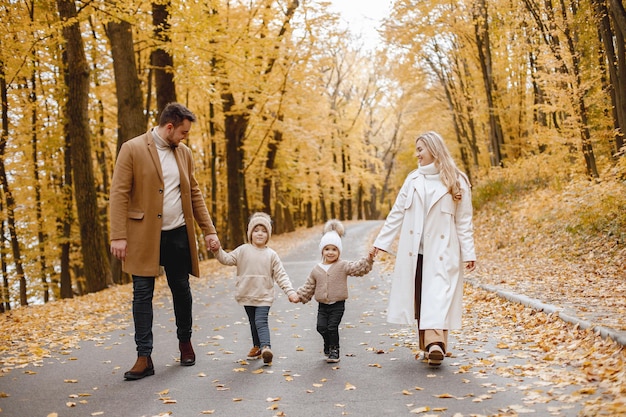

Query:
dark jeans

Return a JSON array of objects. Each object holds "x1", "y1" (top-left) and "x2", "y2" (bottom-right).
[
  {"x1": 316, "y1": 300, "x2": 346, "y2": 348},
  {"x1": 132, "y1": 225, "x2": 193, "y2": 357},
  {"x1": 244, "y1": 305, "x2": 271, "y2": 348}
]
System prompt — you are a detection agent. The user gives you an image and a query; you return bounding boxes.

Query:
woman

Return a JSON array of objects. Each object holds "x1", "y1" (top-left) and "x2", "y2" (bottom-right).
[{"x1": 372, "y1": 131, "x2": 476, "y2": 366}]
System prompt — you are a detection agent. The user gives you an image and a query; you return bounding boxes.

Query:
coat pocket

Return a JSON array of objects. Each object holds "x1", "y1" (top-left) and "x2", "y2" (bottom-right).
[{"x1": 128, "y1": 210, "x2": 144, "y2": 220}]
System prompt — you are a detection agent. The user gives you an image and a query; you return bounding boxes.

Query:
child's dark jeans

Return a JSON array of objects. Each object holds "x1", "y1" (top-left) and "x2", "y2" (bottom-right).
[{"x1": 316, "y1": 300, "x2": 346, "y2": 348}]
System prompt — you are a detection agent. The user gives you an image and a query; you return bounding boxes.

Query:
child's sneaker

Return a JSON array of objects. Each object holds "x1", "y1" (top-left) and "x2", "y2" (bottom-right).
[
  {"x1": 326, "y1": 346, "x2": 340, "y2": 363},
  {"x1": 324, "y1": 344, "x2": 330, "y2": 357},
  {"x1": 261, "y1": 346, "x2": 273, "y2": 365},
  {"x1": 247, "y1": 346, "x2": 261, "y2": 359}
]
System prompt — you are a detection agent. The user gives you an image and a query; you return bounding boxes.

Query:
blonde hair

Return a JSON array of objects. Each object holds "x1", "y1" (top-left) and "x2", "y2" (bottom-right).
[{"x1": 416, "y1": 131, "x2": 466, "y2": 198}]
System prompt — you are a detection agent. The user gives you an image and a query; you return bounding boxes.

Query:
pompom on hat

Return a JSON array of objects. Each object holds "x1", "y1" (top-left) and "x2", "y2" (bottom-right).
[
  {"x1": 247, "y1": 212, "x2": 272, "y2": 243},
  {"x1": 319, "y1": 219, "x2": 345, "y2": 255}
]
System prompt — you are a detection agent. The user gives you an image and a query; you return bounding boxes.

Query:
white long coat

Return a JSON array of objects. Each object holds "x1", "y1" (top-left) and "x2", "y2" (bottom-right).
[{"x1": 373, "y1": 169, "x2": 476, "y2": 328}]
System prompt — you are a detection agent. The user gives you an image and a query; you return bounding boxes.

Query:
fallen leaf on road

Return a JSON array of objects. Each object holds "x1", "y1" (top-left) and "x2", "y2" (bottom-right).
[{"x1": 344, "y1": 382, "x2": 356, "y2": 390}]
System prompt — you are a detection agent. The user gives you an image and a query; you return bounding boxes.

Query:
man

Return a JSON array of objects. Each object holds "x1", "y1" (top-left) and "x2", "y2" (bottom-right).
[{"x1": 110, "y1": 102, "x2": 220, "y2": 380}]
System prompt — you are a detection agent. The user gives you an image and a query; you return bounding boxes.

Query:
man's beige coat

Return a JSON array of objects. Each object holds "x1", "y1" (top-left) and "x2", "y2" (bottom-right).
[{"x1": 109, "y1": 131, "x2": 216, "y2": 277}]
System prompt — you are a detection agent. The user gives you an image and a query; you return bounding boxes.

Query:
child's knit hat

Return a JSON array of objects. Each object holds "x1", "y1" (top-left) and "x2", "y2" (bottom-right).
[
  {"x1": 319, "y1": 219, "x2": 345, "y2": 255},
  {"x1": 247, "y1": 212, "x2": 272, "y2": 242}
]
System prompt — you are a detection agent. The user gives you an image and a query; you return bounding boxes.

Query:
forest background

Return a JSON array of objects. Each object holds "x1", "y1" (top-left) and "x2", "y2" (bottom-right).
[{"x1": 0, "y1": 0, "x2": 625, "y2": 311}]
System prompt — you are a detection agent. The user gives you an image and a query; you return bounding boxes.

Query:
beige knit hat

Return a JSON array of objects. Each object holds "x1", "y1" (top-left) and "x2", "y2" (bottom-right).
[
  {"x1": 319, "y1": 219, "x2": 345, "y2": 254},
  {"x1": 247, "y1": 212, "x2": 272, "y2": 243}
]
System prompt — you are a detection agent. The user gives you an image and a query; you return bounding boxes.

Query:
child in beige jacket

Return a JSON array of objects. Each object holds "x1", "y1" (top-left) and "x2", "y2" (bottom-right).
[{"x1": 297, "y1": 220, "x2": 375, "y2": 363}]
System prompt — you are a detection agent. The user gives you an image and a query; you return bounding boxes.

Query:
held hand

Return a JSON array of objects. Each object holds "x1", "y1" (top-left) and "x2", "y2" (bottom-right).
[
  {"x1": 206, "y1": 234, "x2": 221, "y2": 252},
  {"x1": 465, "y1": 261, "x2": 476, "y2": 273},
  {"x1": 111, "y1": 239, "x2": 127, "y2": 261},
  {"x1": 368, "y1": 246, "x2": 377, "y2": 260},
  {"x1": 288, "y1": 293, "x2": 300, "y2": 303}
]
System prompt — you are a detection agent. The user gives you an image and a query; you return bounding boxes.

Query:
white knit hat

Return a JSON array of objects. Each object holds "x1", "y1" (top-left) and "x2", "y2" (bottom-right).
[
  {"x1": 247, "y1": 212, "x2": 272, "y2": 242},
  {"x1": 319, "y1": 219, "x2": 345, "y2": 255}
]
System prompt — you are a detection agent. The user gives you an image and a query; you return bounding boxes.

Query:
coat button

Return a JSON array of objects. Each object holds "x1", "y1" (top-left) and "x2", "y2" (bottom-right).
[
  {"x1": 159, "y1": 189, "x2": 163, "y2": 193},
  {"x1": 157, "y1": 214, "x2": 162, "y2": 218},
  {"x1": 410, "y1": 230, "x2": 414, "y2": 234},
  {"x1": 441, "y1": 234, "x2": 445, "y2": 239}
]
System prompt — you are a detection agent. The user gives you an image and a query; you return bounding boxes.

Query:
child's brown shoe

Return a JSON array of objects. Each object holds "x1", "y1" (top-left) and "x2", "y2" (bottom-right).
[
  {"x1": 261, "y1": 346, "x2": 273, "y2": 365},
  {"x1": 247, "y1": 346, "x2": 261, "y2": 359}
]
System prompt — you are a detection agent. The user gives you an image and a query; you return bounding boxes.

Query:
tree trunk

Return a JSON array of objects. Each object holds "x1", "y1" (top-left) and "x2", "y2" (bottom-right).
[
  {"x1": 59, "y1": 124, "x2": 74, "y2": 299},
  {"x1": 473, "y1": 0, "x2": 505, "y2": 166},
  {"x1": 0, "y1": 54, "x2": 27, "y2": 306},
  {"x1": 559, "y1": 0, "x2": 599, "y2": 177},
  {"x1": 607, "y1": 0, "x2": 626, "y2": 152},
  {"x1": 221, "y1": 91, "x2": 247, "y2": 247},
  {"x1": 0, "y1": 196, "x2": 8, "y2": 312},
  {"x1": 106, "y1": 18, "x2": 146, "y2": 284},
  {"x1": 262, "y1": 115, "x2": 283, "y2": 216},
  {"x1": 56, "y1": 0, "x2": 111, "y2": 293},
  {"x1": 30, "y1": 61, "x2": 50, "y2": 303},
  {"x1": 152, "y1": 1, "x2": 176, "y2": 114}
]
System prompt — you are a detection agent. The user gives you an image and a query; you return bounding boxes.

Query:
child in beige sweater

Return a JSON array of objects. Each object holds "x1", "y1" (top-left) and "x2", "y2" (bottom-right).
[
  {"x1": 210, "y1": 212, "x2": 299, "y2": 365},
  {"x1": 297, "y1": 220, "x2": 375, "y2": 363}
]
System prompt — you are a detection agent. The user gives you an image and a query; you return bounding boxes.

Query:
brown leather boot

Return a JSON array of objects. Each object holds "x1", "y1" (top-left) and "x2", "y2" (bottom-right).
[
  {"x1": 124, "y1": 356, "x2": 154, "y2": 380},
  {"x1": 179, "y1": 341, "x2": 195, "y2": 366}
]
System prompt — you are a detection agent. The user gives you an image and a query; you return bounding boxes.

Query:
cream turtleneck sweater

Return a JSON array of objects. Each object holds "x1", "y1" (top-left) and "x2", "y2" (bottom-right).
[
  {"x1": 152, "y1": 127, "x2": 185, "y2": 231},
  {"x1": 417, "y1": 162, "x2": 440, "y2": 254}
]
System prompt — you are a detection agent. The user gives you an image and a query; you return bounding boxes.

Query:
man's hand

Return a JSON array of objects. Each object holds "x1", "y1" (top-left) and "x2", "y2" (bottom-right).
[{"x1": 111, "y1": 239, "x2": 127, "y2": 261}]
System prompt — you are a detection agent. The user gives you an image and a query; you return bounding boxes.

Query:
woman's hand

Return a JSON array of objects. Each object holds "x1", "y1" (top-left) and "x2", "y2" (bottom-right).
[{"x1": 465, "y1": 261, "x2": 476, "y2": 273}]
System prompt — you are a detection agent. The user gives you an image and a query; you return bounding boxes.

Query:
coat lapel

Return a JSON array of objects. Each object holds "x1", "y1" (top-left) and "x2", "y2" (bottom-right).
[{"x1": 145, "y1": 131, "x2": 163, "y2": 182}]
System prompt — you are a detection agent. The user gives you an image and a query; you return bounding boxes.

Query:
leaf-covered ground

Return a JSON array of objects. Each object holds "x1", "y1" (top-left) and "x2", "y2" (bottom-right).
[
  {"x1": 471, "y1": 178, "x2": 626, "y2": 333},
  {"x1": 0, "y1": 178, "x2": 625, "y2": 416}
]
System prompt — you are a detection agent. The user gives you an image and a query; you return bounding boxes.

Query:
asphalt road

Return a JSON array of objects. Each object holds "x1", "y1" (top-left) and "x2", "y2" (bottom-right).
[{"x1": 0, "y1": 220, "x2": 583, "y2": 417}]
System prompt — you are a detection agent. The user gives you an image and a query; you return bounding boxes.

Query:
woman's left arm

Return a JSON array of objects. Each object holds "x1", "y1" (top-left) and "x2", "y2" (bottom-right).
[{"x1": 456, "y1": 177, "x2": 476, "y2": 263}]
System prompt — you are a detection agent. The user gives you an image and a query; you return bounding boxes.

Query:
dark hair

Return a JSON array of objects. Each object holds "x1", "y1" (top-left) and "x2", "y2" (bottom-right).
[{"x1": 158, "y1": 102, "x2": 197, "y2": 127}]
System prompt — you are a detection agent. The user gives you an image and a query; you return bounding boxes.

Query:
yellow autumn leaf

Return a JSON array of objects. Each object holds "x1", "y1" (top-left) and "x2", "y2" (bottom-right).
[
  {"x1": 434, "y1": 393, "x2": 454, "y2": 398},
  {"x1": 402, "y1": 390, "x2": 413, "y2": 395},
  {"x1": 409, "y1": 406, "x2": 430, "y2": 413},
  {"x1": 344, "y1": 382, "x2": 356, "y2": 390},
  {"x1": 200, "y1": 410, "x2": 215, "y2": 414},
  {"x1": 266, "y1": 397, "x2": 281, "y2": 402}
]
